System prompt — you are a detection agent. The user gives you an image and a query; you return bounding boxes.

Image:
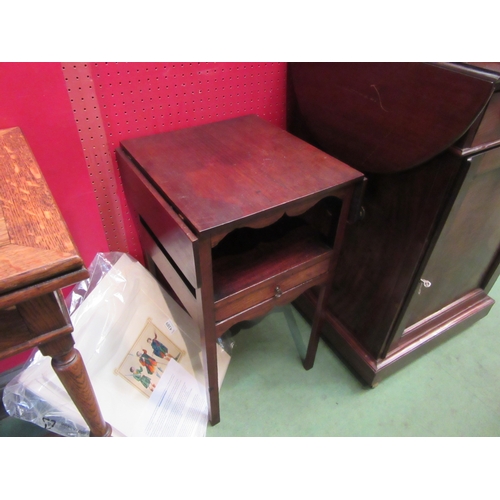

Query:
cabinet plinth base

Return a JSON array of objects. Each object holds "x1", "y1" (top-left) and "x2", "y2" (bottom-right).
[{"x1": 294, "y1": 288, "x2": 495, "y2": 387}]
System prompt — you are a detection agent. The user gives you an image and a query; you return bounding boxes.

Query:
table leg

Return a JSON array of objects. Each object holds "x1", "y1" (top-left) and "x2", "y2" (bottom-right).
[
  {"x1": 197, "y1": 238, "x2": 220, "y2": 425},
  {"x1": 304, "y1": 189, "x2": 355, "y2": 370},
  {"x1": 198, "y1": 321, "x2": 220, "y2": 425},
  {"x1": 17, "y1": 291, "x2": 111, "y2": 437},
  {"x1": 39, "y1": 334, "x2": 112, "y2": 437},
  {"x1": 303, "y1": 285, "x2": 328, "y2": 370}
]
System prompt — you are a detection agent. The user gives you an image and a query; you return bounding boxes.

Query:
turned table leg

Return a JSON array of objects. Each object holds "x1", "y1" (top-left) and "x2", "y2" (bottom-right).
[
  {"x1": 38, "y1": 334, "x2": 112, "y2": 437},
  {"x1": 17, "y1": 291, "x2": 112, "y2": 437}
]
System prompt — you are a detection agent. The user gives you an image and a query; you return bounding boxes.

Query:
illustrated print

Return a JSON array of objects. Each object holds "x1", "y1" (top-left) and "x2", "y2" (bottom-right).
[
  {"x1": 117, "y1": 318, "x2": 185, "y2": 397},
  {"x1": 147, "y1": 333, "x2": 180, "y2": 362},
  {"x1": 137, "y1": 349, "x2": 161, "y2": 375},
  {"x1": 130, "y1": 366, "x2": 156, "y2": 392}
]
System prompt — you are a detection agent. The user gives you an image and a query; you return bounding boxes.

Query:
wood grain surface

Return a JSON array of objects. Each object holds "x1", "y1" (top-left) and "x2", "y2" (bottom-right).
[
  {"x1": 0, "y1": 127, "x2": 83, "y2": 295},
  {"x1": 121, "y1": 115, "x2": 361, "y2": 234}
]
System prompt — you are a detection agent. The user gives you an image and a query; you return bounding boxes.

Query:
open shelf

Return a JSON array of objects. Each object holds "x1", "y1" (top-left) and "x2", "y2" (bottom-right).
[{"x1": 211, "y1": 213, "x2": 335, "y2": 323}]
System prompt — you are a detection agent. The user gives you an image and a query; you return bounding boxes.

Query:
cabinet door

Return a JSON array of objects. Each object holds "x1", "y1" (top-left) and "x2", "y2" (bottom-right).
[{"x1": 395, "y1": 146, "x2": 500, "y2": 340}]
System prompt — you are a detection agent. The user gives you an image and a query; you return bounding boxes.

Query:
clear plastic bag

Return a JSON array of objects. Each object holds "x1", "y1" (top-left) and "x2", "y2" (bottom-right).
[{"x1": 65, "y1": 251, "x2": 124, "y2": 316}]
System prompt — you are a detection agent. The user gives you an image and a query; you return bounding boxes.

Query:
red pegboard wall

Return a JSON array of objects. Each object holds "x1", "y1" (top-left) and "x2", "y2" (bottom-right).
[{"x1": 63, "y1": 62, "x2": 288, "y2": 260}]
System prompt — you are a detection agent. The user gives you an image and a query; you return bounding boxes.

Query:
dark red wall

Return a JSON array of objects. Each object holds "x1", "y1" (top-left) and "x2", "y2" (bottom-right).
[
  {"x1": 0, "y1": 62, "x2": 288, "y2": 373},
  {"x1": 0, "y1": 63, "x2": 110, "y2": 371}
]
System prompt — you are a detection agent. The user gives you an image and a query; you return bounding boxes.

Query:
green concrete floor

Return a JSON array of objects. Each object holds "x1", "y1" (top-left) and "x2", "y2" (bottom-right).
[
  {"x1": 208, "y1": 279, "x2": 500, "y2": 437},
  {"x1": 1, "y1": 280, "x2": 499, "y2": 437}
]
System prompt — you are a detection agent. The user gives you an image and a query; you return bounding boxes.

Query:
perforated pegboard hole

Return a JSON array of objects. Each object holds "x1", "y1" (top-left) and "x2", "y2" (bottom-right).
[
  {"x1": 61, "y1": 63, "x2": 140, "y2": 257},
  {"x1": 61, "y1": 62, "x2": 288, "y2": 260},
  {"x1": 91, "y1": 62, "x2": 287, "y2": 155}
]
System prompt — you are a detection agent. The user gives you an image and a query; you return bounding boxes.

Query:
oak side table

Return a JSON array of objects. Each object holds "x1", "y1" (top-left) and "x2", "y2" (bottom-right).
[
  {"x1": 0, "y1": 127, "x2": 111, "y2": 437},
  {"x1": 117, "y1": 115, "x2": 364, "y2": 425}
]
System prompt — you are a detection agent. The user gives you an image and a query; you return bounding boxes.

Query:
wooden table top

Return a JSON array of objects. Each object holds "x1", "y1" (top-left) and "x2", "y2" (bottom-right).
[
  {"x1": 0, "y1": 127, "x2": 84, "y2": 297},
  {"x1": 121, "y1": 115, "x2": 363, "y2": 234}
]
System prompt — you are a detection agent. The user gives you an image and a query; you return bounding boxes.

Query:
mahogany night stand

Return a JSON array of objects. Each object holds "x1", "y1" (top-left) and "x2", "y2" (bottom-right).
[
  {"x1": 0, "y1": 127, "x2": 111, "y2": 437},
  {"x1": 117, "y1": 115, "x2": 364, "y2": 425}
]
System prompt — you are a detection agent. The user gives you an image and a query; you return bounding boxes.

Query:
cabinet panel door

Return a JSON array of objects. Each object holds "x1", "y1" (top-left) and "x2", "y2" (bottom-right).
[{"x1": 397, "y1": 146, "x2": 500, "y2": 336}]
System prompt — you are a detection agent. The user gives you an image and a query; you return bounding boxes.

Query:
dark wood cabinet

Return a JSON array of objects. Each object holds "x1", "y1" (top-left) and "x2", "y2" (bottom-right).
[{"x1": 289, "y1": 62, "x2": 500, "y2": 385}]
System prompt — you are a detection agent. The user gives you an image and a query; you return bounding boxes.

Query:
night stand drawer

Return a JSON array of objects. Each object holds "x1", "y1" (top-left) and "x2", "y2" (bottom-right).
[
  {"x1": 214, "y1": 257, "x2": 331, "y2": 324},
  {"x1": 212, "y1": 221, "x2": 334, "y2": 324},
  {"x1": 117, "y1": 148, "x2": 200, "y2": 289}
]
